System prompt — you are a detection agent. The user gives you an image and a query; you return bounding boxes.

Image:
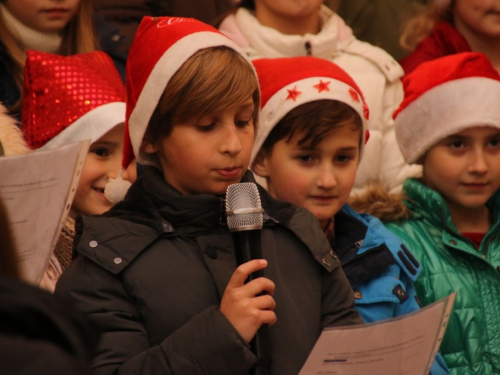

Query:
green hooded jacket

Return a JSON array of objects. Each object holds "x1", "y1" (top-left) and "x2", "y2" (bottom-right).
[{"x1": 385, "y1": 178, "x2": 500, "y2": 375}]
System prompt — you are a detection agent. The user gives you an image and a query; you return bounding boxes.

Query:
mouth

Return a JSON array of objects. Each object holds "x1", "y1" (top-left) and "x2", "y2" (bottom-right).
[
  {"x1": 462, "y1": 182, "x2": 488, "y2": 189},
  {"x1": 42, "y1": 8, "x2": 70, "y2": 17},
  {"x1": 92, "y1": 187, "x2": 106, "y2": 194},
  {"x1": 215, "y1": 166, "x2": 242, "y2": 179},
  {"x1": 310, "y1": 195, "x2": 337, "y2": 202}
]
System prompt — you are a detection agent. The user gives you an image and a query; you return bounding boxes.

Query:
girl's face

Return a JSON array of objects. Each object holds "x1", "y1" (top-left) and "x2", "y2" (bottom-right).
[
  {"x1": 423, "y1": 126, "x2": 500, "y2": 216},
  {"x1": 4, "y1": 0, "x2": 80, "y2": 33},
  {"x1": 71, "y1": 123, "x2": 124, "y2": 217},
  {"x1": 143, "y1": 98, "x2": 255, "y2": 196},
  {"x1": 453, "y1": 0, "x2": 500, "y2": 39}
]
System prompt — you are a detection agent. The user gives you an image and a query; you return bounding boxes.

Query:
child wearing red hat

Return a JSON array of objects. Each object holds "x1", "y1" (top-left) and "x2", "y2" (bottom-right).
[
  {"x1": 54, "y1": 16, "x2": 362, "y2": 375},
  {"x1": 250, "y1": 55, "x2": 448, "y2": 375},
  {"x1": 384, "y1": 52, "x2": 500, "y2": 374},
  {"x1": 218, "y1": 0, "x2": 422, "y2": 196},
  {"x1": 21, "y1": 49, "x2": 126, "y2": 291}
]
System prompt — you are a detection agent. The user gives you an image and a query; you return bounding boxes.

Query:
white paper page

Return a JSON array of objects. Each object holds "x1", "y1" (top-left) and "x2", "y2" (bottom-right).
[
  {"x1": 0, "y1": 140, "x2": 89, "y2": 285},
  {"x1": 300, "y1": 293, "x2": 456, "y2": 375}
]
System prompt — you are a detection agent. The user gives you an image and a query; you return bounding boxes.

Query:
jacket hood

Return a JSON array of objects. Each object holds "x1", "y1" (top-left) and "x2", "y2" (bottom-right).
[{"x1": 347, "y1": 182, "x2": 412, "y2": 223}]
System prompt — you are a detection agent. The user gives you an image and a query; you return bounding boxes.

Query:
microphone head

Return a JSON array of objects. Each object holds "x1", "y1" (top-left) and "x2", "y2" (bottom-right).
[{"x1": 225, "y1": 182, "x2": 264, "y2": 232}]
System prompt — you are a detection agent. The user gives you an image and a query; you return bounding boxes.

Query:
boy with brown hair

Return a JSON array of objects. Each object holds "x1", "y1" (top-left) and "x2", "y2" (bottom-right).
[
  {"x1": 55, "y1": 17, "x2": 362, "y2": 375},
  {"x1": 250, "y1": 56, "x2": 448, "y2": 374}
]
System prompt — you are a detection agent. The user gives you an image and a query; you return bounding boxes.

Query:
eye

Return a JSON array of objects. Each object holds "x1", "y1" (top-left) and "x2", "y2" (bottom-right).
[
  {"x1": 197, "y1": 123, "x2": 215, "y2": 132},
  {"x1": 297, "y1": 154, "x2": 314, "y2": 163},
  {"x1": 448, "y1": 140, "x2": 464, "y2": 149},
  {"x1": 488, "y1": 137, "x2": 500, "y2": 147},
  {"x1": 91, "y1": 146, "x2": 109, "y2": 157},
  {"x1": 235, "y1": 119, "x2": 251, "y2": 128},
  {"x1": 335, "y1": 154, "x2": 352, "y2": 163}
]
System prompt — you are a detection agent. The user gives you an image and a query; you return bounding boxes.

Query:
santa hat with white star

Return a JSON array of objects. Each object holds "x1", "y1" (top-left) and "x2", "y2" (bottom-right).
[
  {"x1": 250, "y1": 56, "x2": 369, "y2": 164},
  {"x1": 394, "y1": 52, "x2": 500, "y2": 164}
]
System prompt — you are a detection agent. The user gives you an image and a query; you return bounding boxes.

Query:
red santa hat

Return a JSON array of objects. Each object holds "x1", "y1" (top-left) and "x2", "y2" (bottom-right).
[
  {"x1": 22, "y1": 50, "x2": 126, "y2": 150},
  {"x1": 393, "y1": 52, "x2": 500, "y2": 164},
  {"x1": 121, "y1": 16, "x2": 253, "y2": 170},
  {"x1": 250, "y1": 56, "x2": 369, "y2": 164}
]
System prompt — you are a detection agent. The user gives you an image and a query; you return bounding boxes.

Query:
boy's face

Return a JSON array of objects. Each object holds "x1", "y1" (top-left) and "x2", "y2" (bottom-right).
[
  {"x1": 253, "y1": 122, "x2": 360, "y2": 229},
  {"x1": 423, "y1": 126, "x2": 500, "y2": 216},
  {"x1": 72, "y1": 123, "x2": 124, "y2": 217},
  {"x1": 145, "y1": 98, "x2": 255, "y2": 196}
]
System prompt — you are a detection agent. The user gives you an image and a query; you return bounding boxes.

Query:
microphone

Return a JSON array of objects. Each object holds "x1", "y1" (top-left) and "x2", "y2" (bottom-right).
[{"x1": 226, "y1": 182, "x2": 271, "y2": 375}]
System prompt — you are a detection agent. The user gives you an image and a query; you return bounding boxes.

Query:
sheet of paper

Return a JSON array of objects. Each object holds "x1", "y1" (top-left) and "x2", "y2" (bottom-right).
[
  {"x1": 0, "y1": 140, "x2": 89, "y2": 285},
  {"x1": 300, "y1": 293, "x2": 456, "y2": 375}
]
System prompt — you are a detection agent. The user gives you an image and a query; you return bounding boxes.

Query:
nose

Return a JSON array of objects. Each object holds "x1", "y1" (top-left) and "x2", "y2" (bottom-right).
[
  {"x1": 220, "y1": 123, "x2": 243, "y2": 156},
  {"x1": 107, "y1": 155, "x2": 123, "y2": 180},
  {"x1": 316, "y1": 163, "x2": 337, "y2": 189},
  {"x1": 469, "y1": 148, "x2": 488, "y2": 174}
]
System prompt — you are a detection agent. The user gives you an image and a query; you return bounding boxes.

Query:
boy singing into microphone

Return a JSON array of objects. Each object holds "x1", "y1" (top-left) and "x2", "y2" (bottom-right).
[{"x1": 55, "y1": 17, "x2": 361, "y2": 375}]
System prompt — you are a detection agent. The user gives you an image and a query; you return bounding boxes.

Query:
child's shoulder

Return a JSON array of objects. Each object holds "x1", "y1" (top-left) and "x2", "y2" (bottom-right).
[{"x1": 327, "y1": 10, "x2": 403, "y2": 83}]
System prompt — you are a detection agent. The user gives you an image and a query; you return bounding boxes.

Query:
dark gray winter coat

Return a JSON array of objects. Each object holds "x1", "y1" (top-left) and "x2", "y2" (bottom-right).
[{"x1": 55, "y1": 167, "x2": 361, "y2": 375}]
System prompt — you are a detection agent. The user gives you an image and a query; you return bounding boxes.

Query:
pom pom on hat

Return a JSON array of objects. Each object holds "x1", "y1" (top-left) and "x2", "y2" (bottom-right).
[
  {"x1": 250, "y1": 56, "x2": 369, "y2": 164},
  {"x1": 394, "y1": 52, "x2": 500, "y2": 164},
  {"x1": 122, "y1": 16, "x2": 254, "y2": 170},
  {"x1": 104, "y1": 172, "x2": 132, "y2": 205},
  {"x1": 22, "y1": 50, "x2": 126, "y2": 150}
]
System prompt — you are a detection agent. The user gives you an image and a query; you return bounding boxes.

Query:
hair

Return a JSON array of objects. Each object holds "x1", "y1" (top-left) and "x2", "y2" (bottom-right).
[
  {"x1": 143, "y1": 46, "x2": 260, "y2": 156},
  {"x1": 399, "y1": 1, "x2": 453, "y2": 52},
  {"x1": 0, "y1": 103, "x2": 30, "y2": 156},
  {"x1": 0, "y1": 0, "x2": 97, "y2": 112},
  {"x1": 0, "y1": 193, "x2": 20, "y2": 279},
  {"x1": 258, "y1": 100, "x2": 362, "y2": 156}
]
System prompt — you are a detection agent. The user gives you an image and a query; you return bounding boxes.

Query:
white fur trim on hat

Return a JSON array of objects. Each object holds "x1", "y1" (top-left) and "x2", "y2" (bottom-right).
[
  {"x1": 251, "y1": 77, "x2": 367, "y2": 164},
  {"x1": 128, "y1": 32, "x2": 247, "y2": 166},
  {"x1": 395, "y1": 77, "x2": 500, "y2": 164},
  {"x1": 40, "y1": 102, "x2": 126, "y2": 150}
]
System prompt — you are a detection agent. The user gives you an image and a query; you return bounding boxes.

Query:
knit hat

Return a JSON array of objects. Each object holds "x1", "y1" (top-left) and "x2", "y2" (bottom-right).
[
  {"x1": 250, "y1": 56, "x2": 369, "y2": 164},
  {"x1": 393, "y1": 52, "x2": 500, "y2": 164},
  {"x1": 22, "y1": 50, "x2": 126, "y2": 150},
  {"x1": 122, "y1": 16, "x2": 253, "y2": 170}
]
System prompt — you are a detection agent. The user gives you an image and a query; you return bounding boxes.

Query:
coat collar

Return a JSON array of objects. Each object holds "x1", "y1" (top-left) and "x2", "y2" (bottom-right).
[
  {"x1": 76, "y1": 168, "x2": 337, "y2": 274},
  {"x1": 333, "y1": 204, "x2": 421, "y2": 284},
  {"x1": 233, "y1": 6, "x2": 353, "y2": 59}
]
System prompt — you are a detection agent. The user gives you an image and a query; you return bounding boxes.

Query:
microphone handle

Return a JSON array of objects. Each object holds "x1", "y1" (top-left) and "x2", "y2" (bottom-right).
[{"x1": 232, "y1": 230, "x2": 271, "y2": 375}]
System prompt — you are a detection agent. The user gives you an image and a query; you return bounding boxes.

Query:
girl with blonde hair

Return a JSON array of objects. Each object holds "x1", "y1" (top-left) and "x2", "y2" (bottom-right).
[
  {"x1": 0, "y1": 0, "x2": 108, "y2": 117},
  {"x1": 399, "y1": 0, "x2": 500, "y2": 74}
]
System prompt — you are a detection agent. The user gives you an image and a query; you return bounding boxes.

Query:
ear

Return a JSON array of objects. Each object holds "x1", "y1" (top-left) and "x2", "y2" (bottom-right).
[
  {"x1": 141, "y1": 140, "x2": 158, "y2": 155},
  {"x1": 252, "y1": 151, "x2": 271, "y2": 178}
]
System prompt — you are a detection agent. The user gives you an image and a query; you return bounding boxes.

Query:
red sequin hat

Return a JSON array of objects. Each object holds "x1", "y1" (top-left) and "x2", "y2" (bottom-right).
[
  {"x1": 22, "y1": 50, "x2": 126, "y2": 149},
  {"x1": 123, "y1": 16, "x2": 254, "y2": 170},
  {"x1": 250, "y1": 56, "x2": 369, "y2": 165},
  {"x1": 394, "y1": 52, "x2": 500, "y2": 164}
]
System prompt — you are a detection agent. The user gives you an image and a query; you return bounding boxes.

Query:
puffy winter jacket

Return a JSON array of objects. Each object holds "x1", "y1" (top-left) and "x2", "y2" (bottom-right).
[
  {"x1": 55, "y1": 168, "x2": 362, "y2": 375},
  {"x1": 335, "y1": 204, "x2": 448, "y2": 374},
  {"x1": 385, "y1": 178, "x2": 500, "y2": 374}
]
